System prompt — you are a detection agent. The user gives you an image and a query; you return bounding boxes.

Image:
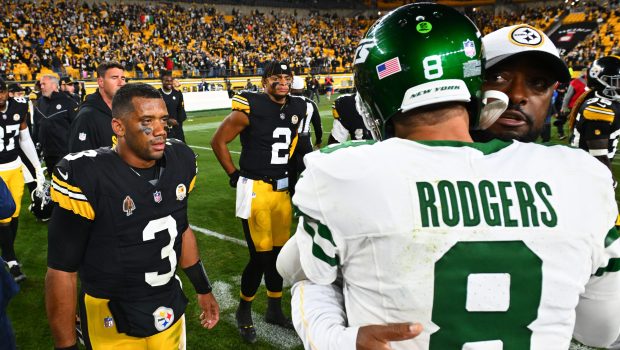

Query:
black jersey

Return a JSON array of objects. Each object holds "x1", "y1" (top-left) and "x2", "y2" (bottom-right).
[
  {"x1": 0, "y1": 97, "x2": 28, "y2": 164},
  {"x1": 232, "y1": 92, "x2": 306, "y2": 178},
  {"x1": 570, "y1": 91, "x2": 620, "y2": 159},
  {"x1": 50, "y1": 140, "x2": 197, "y2": 301},
  {"x1": 331, "y1": 94, "x2": 372, "y2": 143},
  {"x1": 159, "y1": 88, "x2": 187, "y2": 123}
]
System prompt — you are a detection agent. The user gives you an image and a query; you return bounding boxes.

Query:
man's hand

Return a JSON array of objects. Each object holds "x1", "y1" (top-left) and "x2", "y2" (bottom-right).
[
  {"x1": 35, "y1": 167, "x2": 45, "y2": 195},
  {"x1": 356, "y1": 323, "x2": 423, "y2": 350},
  {"x1": 197, "y1": 292, "x2": 220, "y2": 329},
  {"x1": 228, "y1": 169, "x2": 240, "y2": 188}
]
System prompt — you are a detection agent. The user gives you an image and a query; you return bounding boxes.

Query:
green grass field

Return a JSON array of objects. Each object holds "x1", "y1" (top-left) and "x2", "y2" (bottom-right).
[{"x1": 7, "y1": 93, "x2": 618, "y2": 349}]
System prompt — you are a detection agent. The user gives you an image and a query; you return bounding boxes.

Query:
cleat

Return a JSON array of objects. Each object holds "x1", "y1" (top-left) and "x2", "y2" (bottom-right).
[
  {"x1": 76, "y1": 317, "x2": 85, "y2": 345},
  {"x1": 265, "y1": 314, "x2": 294, "y2": 330},
  {"x1": 235, "y1": 308, "x2": 257, "y2": 343}
]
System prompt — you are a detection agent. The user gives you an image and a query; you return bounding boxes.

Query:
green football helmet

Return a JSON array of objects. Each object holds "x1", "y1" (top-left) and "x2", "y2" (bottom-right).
[{"x1": 354, "y1": 3, "x2": 484, "y2": 139}]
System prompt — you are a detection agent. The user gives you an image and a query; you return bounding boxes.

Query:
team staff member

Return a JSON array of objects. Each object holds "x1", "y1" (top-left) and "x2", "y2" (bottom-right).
[
  {"x1": 45, "y1": 83, "x2": 219, "y2": 350},
  {"x1": 0, "y1": 78, "x2": 45, "y2": 282},
  {"x1": 328, "y1": 92, "x2": 373, "y2": 144},
  {"x1": 33, "y1": 74, "x2": 78, "y2": 171},
  {"x1": 569, "y1": 55, "x2": 620, "y2": 171},
  {"x1": 60, "y1": 77, "x2": 80, "y2": 104},
  {"x1": 159, "y1": 71, "x2": 187, "y2": 142},
  {"x1": 68, "y1": 62, "x2": 126, "y2": 152},
  {"x1": 289, "y1": 76, "x2": 322, "y2": 194},
  {"x1": 211, "y1": 61, "x2": 307, "y2": 343}
]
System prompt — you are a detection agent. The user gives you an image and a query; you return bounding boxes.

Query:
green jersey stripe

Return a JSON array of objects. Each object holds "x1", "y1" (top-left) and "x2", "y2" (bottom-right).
[
  {"x1": 594, "y1": 258, "x2": 620, "y2": 277},
  {"x1": 302, "y1": 216, "x2": 339, "y2": 267},
  {"x1": 605, "y1": 226, "x2": 620, "y2": 248}
]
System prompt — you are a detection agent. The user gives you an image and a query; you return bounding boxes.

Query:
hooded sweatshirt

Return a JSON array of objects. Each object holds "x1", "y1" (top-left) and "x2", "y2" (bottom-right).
[{"x1": 68, "y1": 90, "x2": 116, "y2": 153}]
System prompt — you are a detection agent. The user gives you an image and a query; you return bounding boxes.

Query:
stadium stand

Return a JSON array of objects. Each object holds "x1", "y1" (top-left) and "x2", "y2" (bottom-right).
[{"x1": 0, "y1": 0, "x2": 618, "y2": 82}]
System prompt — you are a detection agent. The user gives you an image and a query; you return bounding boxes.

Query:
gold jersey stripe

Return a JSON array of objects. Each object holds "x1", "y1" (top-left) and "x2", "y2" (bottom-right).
[
  {"x1": 189, "y1": 175, "x2": 197, "y2": 193},
  {"x1": 232, "y1": 95, "x2": 250, "y2": 113},
  {"x1": 290, "y1": 134, "x2": 299, "y2": 157},
  {"x1": 583, "y1": 107, "x2": 614, "y2": 123},
  {"x1": 332, "y1": 105, "x2": 339, "y2": 119},
  {"x1": 51, "y1": 186, "x2": 95, "y2": 220},
  {"x1": 52, "y1": 174, "x2": 85, "y2": 195}
]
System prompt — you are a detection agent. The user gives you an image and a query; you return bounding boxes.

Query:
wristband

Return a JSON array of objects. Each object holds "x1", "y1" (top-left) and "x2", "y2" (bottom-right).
[
  {"x1": 228, "y1": 169, "x2": 240, "y2": 188},
  {"x1": 55, "y1": 344, "x2": 78, "y2": 350},
  {"x1": 183, "y1": 260, "x2": 212, "y2": 294},
  {"x1": 589, "y1": 149, "x2": 608, "y2": 157}
]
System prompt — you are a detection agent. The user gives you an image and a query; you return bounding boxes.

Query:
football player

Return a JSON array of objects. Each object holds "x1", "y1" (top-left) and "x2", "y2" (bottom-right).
[
  {"x1": 569, "y1": 55, "x2": 620, "y2": 171},
  {"x1": 45, "y1": 83, "x2": 219, "y2": 350},
  {"x1": 0, "y1": 78, "x2": 45, "y2": 282},
  {"x1": 159, "y1": 71, "x2": 187, "y2": 142},
  {"x1": 279, "y1": 4, "x2": 620, "y2": 349},
  {"x1": 289, "y1": 76, "x2": 322, "y2": 194},
  {"x1": 328, "y1": 92, "x2": 373, "y2": 144},
  {"x1": 211, "y1": 60, "x2": 308, "y2": 343}
]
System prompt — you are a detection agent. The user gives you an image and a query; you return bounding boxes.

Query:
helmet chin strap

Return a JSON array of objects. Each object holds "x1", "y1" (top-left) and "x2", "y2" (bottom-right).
[{"x1": 478, "y1": 90, "x2": 509, "y2": 130}]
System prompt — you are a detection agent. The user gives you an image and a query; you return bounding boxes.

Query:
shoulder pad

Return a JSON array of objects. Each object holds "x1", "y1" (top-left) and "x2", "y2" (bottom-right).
[
  {"x1": 583, "y1": 104, "x2": 615, "y2": 123},
  {"x1": 232, "y1": 94, "x2": 250, "y2": 115},
  {"x1": 51, "y1": 150, "x2": 98, "y2": 220}
]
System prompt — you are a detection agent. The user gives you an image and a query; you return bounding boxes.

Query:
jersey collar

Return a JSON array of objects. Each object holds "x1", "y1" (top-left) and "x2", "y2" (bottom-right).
[{"x1": 415, "y1": 139, "x2": 512, "y2": 155}]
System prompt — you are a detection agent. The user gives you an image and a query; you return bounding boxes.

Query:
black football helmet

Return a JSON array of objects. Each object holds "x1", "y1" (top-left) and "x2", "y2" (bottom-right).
[
  {"x1": 29, "y1": 181, "x2": 53, "y2": 221},
  {"x1": 587, "y1": 55, "x2": 620, "y2": 100}
]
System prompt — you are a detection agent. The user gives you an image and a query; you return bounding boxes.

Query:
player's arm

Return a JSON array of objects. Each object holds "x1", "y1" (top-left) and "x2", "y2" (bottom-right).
[
  {"x1": 574, "y1": 228, "x2": 620, "y2": 347},
  {"x1": 180, "y1": 226, "x2": 220, "y2": 329},
  {"x1": 18, "y1": 118, "x2": 44, "y2": 191},
  {"x1": 329, "y1": 103, "x2": 349, "y2": 144},
  {"x1": 585, "y1": 138, "x2": 611, "y2": 170},
  {"x1": 310, "y1": 101, "x2": 323, "y2": 147},
  {"x1": 210, "y1": 110, "x2": 249, "y2": 186},
  {"x1": 45, "y1": 206, "x2": 92, "y2": 349}
]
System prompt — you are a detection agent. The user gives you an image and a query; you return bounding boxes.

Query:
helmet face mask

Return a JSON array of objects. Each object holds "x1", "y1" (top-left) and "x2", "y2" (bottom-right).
[
  {"x1": 588, "y1": 56, "x2": 620, "y2": 101},
  {"x1": 353, "y1": 3, "x2": 484, "y2": 140}
]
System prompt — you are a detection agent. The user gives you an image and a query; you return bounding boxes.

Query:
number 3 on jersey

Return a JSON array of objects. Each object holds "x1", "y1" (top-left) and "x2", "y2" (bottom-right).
[
  {"x1": 271, "y1": 127, "x2": 292, "y2": 164},
  {"x1": 143, "y1": 216, "x2": 178, "y2": 287},
  {"x1": 430, "y1": 241, "x2": 542, "y2": 349}
]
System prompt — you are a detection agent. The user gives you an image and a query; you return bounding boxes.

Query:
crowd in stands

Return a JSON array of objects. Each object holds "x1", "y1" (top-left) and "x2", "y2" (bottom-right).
[{"x1": 0, "y1": 0, "x2": 618, "y2": 82}]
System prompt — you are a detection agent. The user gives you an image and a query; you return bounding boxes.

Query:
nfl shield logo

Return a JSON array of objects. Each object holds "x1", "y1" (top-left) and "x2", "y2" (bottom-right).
[
  {"x1": 79, "y1": 132, "x2": 87, "y2": 141},
  {"x1": 153, "y1": 191, "x2": 163, "y2": 203},
  {"x1": 103, "y1": 316, "x2": 114, "y2": 328},
  {"x1": 463, "y1": 40, "x2": 476, "y2": 58}
]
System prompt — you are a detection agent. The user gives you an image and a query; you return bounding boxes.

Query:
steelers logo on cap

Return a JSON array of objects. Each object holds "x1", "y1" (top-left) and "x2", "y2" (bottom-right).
[{"x1": 510, "y1": 25, "x2": 544, "y2": 47}]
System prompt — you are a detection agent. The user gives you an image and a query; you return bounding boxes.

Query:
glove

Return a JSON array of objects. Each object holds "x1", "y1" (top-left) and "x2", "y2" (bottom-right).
[
  {"x1": 35, "y1": 167, "x2": 45, "y2": 195},
  {"x1": 228, "y1": 169, "x2": 240, "y2": 188}
]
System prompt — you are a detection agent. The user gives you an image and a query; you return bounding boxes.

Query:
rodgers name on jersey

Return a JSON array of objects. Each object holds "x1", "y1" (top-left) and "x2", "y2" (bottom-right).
[
  {"x1": 415, "y1": 179, "x2": 556, "y2": 228},
  {"x1": 232, "y1": 91, "x2": 307, "y2": 178},
  {"x1": 0, "y1": 97, "x2": 28, "y2": 164}
]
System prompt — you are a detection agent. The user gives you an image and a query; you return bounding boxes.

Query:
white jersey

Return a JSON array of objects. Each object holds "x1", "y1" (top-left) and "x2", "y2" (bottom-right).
[{"x1": 293, "y1": 138, "x2": 620, "y2": 350}]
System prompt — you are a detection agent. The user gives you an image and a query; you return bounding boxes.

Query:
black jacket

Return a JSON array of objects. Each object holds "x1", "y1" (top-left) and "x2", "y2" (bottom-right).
[
  {"x1": 68, "y1": 91, "x2": 115, "y2": 152},
  {"x1": 33, "y1": 91, "x2": 79, "y2": 157}
]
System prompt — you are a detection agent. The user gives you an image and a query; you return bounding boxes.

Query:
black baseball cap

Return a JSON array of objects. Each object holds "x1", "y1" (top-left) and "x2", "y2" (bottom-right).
[
  {"x1": 60, "y1": 76, "x2": 73, "y2": 84},
  {"x1": 8, "y1": 83, "x2": 25, "y2": 92}
]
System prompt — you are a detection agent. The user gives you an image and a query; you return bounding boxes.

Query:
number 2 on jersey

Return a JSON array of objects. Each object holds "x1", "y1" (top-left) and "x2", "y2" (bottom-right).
[
  {"x1": 430, "y1": 241, "x2": 542, "y2": 349},
  {"x1": 271, "y1": 127, "x2": 292, "y2": 164}
]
